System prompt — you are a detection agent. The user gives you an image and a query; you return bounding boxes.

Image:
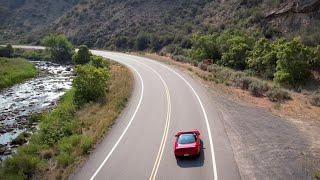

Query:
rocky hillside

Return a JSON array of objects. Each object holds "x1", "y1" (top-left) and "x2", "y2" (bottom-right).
[
  {"x1": 0, "y1": 0, "x2": 79, "y2": 43},
  {"x1": 1, "y1": 0, "x2": 320, "y2": 47}
]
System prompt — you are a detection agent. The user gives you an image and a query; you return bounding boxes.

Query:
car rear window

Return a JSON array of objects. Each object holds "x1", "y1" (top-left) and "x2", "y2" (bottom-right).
[{"x1": 178, "y1": 133, "x2": 196, "y2": 144}]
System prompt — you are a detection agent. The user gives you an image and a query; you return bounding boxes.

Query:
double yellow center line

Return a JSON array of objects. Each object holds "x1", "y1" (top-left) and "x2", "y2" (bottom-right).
[{"x1": 149, "y1": 76, "x2": 171, "y2": 180}]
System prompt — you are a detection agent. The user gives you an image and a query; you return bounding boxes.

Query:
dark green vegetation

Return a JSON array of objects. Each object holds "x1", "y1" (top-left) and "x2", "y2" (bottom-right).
[
  {"x1": 73, "y1": 64, "x2": 110, "y2": 106},
  {"x1": 0, "y1": 57, "x2": 37, "y2": 90},
  {"x1": 186, "y1": 31, "x2": 320, "y2": 88},
  {"x1": 0, "y1": 44, "x2": 14, "y2": 57},
  {"x1": 1, "y1": 0, "x2": 320, "y2": 48},
  {"x1": 72, "y1": 45, "x2": 91, "y2": 64},
  {"x1": 0, "y1": 53, "x2": 133, "y2": 180},
  {"x1": 42, "y1": 34, "x2": 74, "y2": 64}
]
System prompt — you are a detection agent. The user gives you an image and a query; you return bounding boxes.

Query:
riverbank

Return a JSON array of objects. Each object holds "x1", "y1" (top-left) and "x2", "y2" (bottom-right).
[
  {"x1": 0, "y1": 61, "x2": 133, "y2": 179},
  {"x1": 0, "y1": 57, "x2": 37, "y2": 90},
  {"x1": 0, "y1": 61, "x2": 73, "y2": 159}
]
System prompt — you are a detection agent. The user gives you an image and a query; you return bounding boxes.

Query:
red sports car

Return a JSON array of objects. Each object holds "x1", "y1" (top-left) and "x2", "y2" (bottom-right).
[{"x1": 174, "y1": 129, "x2": 201, "y2": 158}]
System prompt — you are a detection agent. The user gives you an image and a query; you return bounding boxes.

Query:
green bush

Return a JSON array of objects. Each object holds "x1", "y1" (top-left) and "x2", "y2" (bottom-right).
[
  {"x1": 266, "y1": 87, "x2": 291, "y2": 102},
  {"x1": 274, "y1": 38, "x2": 313, "y2": 87},
  {"x1": 80, "y1": 135, "x2": 93, "y2": 154},
  {"x1": 73, "y1": 65, "x2": 110, "y2": 106},
  {"x1": 219, "y1": 40, "x2": 249, "y2": 70},
  {"x1": 189, "y1": 33, "x2": 220, "y2": 60},
  {"x1": 135, "y1": 33, "x2": 150, "y2": 51},
  {"x1": 2, "y1": 154, "x2": 42, "y2": 179},
  {"x1": 39, "y1": 91, "x2": 77, "y2": 146},
  {"x1": 248, "y1": 80, "x2": 269, "y2": 97},
  {"x1": 0, "y1": 44, "x2": 14, "y2": 57},
  {"x1": 57, "y1": 153, "x2": 74, "y2": 167},
  {"x1": 90, "y1": 55, "x2": 109, "y2": 68},
  {"x1": 246, "y1": 38, "x2": 278, "y2": 79},
  {"x1": 72, "y1": 45, "x2": 91, "y2": 65},
  {"x1": 42, "y1": 34, "x2": 74, "y2": 63}
]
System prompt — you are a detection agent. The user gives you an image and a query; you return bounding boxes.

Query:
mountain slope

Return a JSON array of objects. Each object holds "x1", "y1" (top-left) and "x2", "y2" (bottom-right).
[
  {"x1": 1, "y1": 0, "x2": 320, "y2": 47},
  {"x1": 0, "y1": 0, "x2": 79, "y2": 43}
]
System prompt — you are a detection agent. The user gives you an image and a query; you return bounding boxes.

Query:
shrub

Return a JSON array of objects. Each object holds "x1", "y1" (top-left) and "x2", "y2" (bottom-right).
[
  {"x1": 42, "y1": 34, "x2": 74, "y2": 64},
  {"x1": 246, "y1": 38, "x2": 278, "y2": 79},
  {"x1": 198, "y1": 62, "x2": 208, "y2": 71},
  {"x1": 309, "y1": 92, "x2": 320, "y2": 107},
  {"x1": 266, "y1": 87, "x2": 291, "y2": 102},
  {"x1": 172, "y1": 55, "x2": 190, "y2": 62},
  {"x1": 2, "y1": 154, "x2": 42, "y2": 179},
  {"x1": 80, "y1": 135, "x2": 93, "y2": 154},
  {"x1": 72, "y1": 45, "x2": 91, "y2": 65},
  {"x1": 57, "y1": 153, "x2": 74, "y2": 167},
  {"x1": 248, "y1": 80, "x2": 269, "y2": 97},
  {"x1": 217, "y1": 36, "x2": 251, "y2": 70},
  {"x1": 274, "y1": 38, "x2": 313, "y2": 87},
  {"x1": 90, "y1": 55, "x2": 109, "y2": 68},
  {"x1": 233, "y1": 76, "x2": 254, "y2": 90},
  {"x1": 135, "y1": 32, "x2": 150, "y2": 51},
  {"x1": 73, "y1": 65, "x2": 110, "y2": 106},
  {"x1": 39, "y1": 91, "x2": 76, "y2": 146},
  {"x1": 189, "y1": 33, "x2": 220, "y2": 60},
  {"x1": 0, "y1": 44, "x2": 14, "y2": 57}
]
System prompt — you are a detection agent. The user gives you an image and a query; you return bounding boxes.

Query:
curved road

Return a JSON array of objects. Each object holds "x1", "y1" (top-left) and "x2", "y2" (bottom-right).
[{"x1": 14, "y1": 46, "x2": 240, "y2": 180}]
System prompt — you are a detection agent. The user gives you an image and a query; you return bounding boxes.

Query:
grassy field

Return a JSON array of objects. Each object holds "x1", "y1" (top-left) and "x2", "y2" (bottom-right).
[
  {"x1": 0, "y1": 61, "x2": 133, "y2": 179},
  {"x1": 0, "y1": 57, "x2": 37, "y2": 90}
]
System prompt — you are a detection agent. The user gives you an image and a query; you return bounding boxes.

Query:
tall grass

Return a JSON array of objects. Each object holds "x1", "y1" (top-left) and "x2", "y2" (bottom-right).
[{"x1": 0, "y1": 57, "x2": 37, "y2": 90}]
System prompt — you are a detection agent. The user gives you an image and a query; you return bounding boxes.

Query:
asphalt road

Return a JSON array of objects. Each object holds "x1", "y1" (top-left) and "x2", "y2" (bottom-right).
[{"x1": 13, "y1": 46, "x2": 241, "y2": 180}]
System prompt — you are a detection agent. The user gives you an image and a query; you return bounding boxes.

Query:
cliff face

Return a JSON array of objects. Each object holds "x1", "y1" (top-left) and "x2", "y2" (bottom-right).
[{"x1": 1, "y1": 0, "x2": 320, "y2": 46}]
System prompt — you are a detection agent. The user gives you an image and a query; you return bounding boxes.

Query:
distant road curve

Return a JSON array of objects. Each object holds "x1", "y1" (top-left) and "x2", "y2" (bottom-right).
[{"x1": 13, "y1": 45, "x2": 240, "y2": 180}]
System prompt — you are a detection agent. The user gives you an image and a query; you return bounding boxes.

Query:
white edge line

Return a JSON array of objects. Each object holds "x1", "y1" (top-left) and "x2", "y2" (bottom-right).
[
  {"x1": 89, "y1": 55, "x2": 144, "y2": 180},
  {"x1": 129, "y1": 56, "x2": 219, "y2": 180}
]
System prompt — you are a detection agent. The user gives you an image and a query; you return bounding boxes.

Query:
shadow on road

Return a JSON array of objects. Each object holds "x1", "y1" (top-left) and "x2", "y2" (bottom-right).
[{"x1": 176, "y1": 140, "x2": 205, "y2": 168}]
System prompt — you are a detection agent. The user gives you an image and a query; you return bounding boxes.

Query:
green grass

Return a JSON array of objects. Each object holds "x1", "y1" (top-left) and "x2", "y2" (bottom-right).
[{"x1": 0, "y1": 57, "x2": 37, "y2": 90}]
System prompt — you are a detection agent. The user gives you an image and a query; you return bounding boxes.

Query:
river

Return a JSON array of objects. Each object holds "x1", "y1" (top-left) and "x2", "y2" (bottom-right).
[{"x1": 0, "y1": 61, "x2": 74, "y2": 159}]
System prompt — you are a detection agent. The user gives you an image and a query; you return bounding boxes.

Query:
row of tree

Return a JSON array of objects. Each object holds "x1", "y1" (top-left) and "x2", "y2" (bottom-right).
[
  {"x1": 188, "y1": 30, "x2": 320, "y2": 87},
  {"x1": 42, "y1": 34, "x2": 109, "y2": 106}
]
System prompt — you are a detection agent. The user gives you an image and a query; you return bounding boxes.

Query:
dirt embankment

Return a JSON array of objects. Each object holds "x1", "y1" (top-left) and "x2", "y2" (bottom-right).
[{"x1": 143, "y1": 53, "x2": 320, "y2": 179}]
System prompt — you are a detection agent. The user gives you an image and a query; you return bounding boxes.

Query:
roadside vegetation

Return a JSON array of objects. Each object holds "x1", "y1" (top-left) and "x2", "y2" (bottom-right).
[
  {"x1": 141, "y1": 29, "x2": 319, "y2": 108},
  {"x1": 0, "y1": 54, "x2": 37, "y2": 90},
  {"x1": 0, "y1": 35, "x2": 133, "y2": 179}
]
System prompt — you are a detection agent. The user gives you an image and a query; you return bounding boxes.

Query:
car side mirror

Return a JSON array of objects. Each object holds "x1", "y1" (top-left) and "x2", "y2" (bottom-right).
[{"x1": 175, "y1": 134, "x2": 179, "y2": 137}]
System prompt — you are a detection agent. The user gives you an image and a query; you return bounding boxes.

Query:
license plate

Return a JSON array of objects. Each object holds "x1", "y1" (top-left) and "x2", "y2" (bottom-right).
[{"x1": 184, "y1": 154, "x2": 189, "y2": 156}]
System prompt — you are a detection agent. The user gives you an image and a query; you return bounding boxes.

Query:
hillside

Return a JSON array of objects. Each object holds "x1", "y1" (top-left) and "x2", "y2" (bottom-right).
[
  {"x1": 0, "y1": 0, "x2": 79, "y2": 43},
  {"x1": 1, "y1": 0, "x2": 320, "y2": 47}
]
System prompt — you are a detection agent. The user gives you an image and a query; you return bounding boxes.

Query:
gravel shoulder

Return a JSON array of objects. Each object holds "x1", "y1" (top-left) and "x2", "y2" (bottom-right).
[{"x1": 143, "y1": 53, "x2": 320, "y2": 179}]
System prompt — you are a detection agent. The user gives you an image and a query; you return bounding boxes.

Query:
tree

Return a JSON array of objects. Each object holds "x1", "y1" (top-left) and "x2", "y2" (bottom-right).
[
  {"x1": 217, "y1": 36, "x2": 251, "y2": 70},
  {"x1": 42, "y1": 34, "x2": 74, "y2": 63},
  {"x1": 189, "y1": 33, "x2": 220, "y2": 61},
  {"x1": 115, "y1": 36, "x2": 128, "y2": 50},
  {"x1": 246, "y1": 38, "x2": 278, "y2": 79},
  {"x1": 72, "y1": 45, "x2": 91, "y2": 65},
  {"x1": 274, "y1": 38, "x2": 312, "y2": 87},
  {"x1": 0, "y1": 44, "x2": 14, "y2": 57},
  {"x1": 90, "y1": 55, "x2": 108, "y2": 68},
  {"x1": 73, "y1": 65, "x2": 110, "y2": 106},
  {"x1": 135, "y1": 33, "x2": 150, "y2": 51}
]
